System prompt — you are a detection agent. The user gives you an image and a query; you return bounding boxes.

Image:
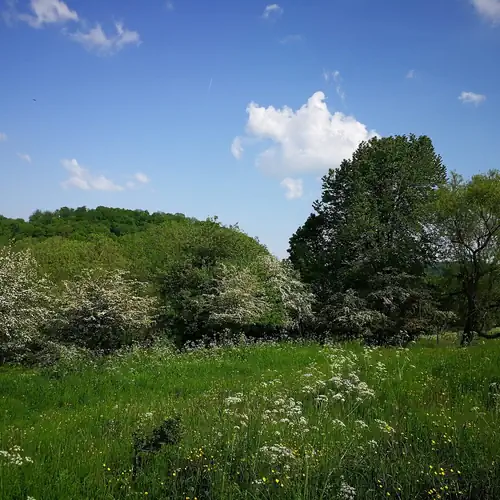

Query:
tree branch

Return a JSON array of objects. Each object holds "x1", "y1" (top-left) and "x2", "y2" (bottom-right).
[{"x1": 478, "y1": 330, "x2": 500, "y2": 340}]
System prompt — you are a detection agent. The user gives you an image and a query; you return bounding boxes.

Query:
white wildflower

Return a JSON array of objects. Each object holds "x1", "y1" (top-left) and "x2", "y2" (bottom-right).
[{"x1": 338, "y1": 477, "x2": 356, "y2": 499}]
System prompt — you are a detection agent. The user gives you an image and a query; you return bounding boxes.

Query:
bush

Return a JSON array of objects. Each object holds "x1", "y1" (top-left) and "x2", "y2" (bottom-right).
[
  {"x1": 201, "y1": 255, "x2": 315, "y2": 334},
  {"x1": 0, "y1": 246, "x2": 54, "y2": 364},
  {"x1": 48, "y1": 268, "x2": 158, "y2": 352}
]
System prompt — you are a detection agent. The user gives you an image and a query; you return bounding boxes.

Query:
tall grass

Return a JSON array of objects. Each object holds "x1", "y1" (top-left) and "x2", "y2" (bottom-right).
[{"x1": 1, "y1": 340, "x2": 499, "y2": 499}]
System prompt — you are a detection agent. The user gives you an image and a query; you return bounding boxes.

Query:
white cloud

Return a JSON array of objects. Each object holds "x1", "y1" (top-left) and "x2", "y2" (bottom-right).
[
  {"x1": 458, "y1": 91, "x2": 486, "y2": 105},
  {"x1": 69, "y1": 22, "x2": 141, "y2": 55},
  {"x1": 279, "y1": 34, "x2": 303, "y2": 44},
  {"x1": 61, "y1": 158, "x2": 124, "y2": 191},
  {"x1": 280, "y1": 177, "x2": 303, "y2": 199},
  {"x1": 4, "y1": 1, "x2": 140, "y2": 57},
  {"x1": 17, "y1": 153, "x2": 32, "y2": 163},
  {"x1": 166, "y1": 0, "x2": 174, "y2": 10},
  {"x1": 406, "y1": 69, "x2": 416, "y2": 79},
  {"x1": 472, "y1": 0, "x2": 500, "y2": 23},
  {"x1": 18, "y1": 0, "x2": 78, "y2": 28},
  {"x1": 126, "y1": 172, "x2": 150, "y2": 189},
  {"x1": 133, "y1": 172, "x2": 150, "y2": 184},
  {"x1": 262, "y1": 4, "x2": 283, "y2": 19},
  {"x1": 233, "y1": 91, "x2": 377, "y2": 176},
  {"x1": 231, "y1": 136, "x2": 244, "y2": 159},
  {"x1": 323, "y1": 69, "x2": 345, "y2": 102},
  {"x1": 0, "y1": 132, "x2": 7, "y2": 141}
]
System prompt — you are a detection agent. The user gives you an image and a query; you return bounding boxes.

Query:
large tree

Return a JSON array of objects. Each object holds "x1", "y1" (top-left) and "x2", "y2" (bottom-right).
[
  {"x1": 435, "y1": 170, "x2": 500, "y2": 345},
  {"x1": 289, "y1": 134, "x2": 448, "y2": 343}
]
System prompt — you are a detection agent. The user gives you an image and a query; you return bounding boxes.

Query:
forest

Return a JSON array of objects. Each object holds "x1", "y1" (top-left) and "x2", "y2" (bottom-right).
[{"x1": 2, "y1": 134, "x2": 500, "y2": 499}]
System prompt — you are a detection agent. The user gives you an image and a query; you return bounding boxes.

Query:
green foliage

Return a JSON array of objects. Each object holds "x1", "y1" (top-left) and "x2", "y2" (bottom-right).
[
  {"x1": 148, "y1": 220, "x2": 273, "y2": 344},
  {"x1": 15, "y1": 235, "x2": 130, "y2": 282},
  {"x1": 289, "y1": 134, "x2": 448, "y2": 343},
  {"x1": 0, "y1": 206, "x2": 190, "y2": 244},
  {"x1": 435, "y1": 170, "x2": 500, "y2": 344},
  {"x1": 0, "y1": 205, "x2": 283, "y2": 355}
]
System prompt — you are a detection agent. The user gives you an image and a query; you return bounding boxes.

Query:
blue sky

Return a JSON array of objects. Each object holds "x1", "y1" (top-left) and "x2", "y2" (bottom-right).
[{"x1": 0, "y1": 0, "x2": 499, "y2": 257}]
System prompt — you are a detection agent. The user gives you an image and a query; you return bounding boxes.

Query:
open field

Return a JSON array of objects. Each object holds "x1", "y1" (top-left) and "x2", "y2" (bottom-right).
[{"x1": 1, "y1": 340, "x2": 500, "y2": 499}]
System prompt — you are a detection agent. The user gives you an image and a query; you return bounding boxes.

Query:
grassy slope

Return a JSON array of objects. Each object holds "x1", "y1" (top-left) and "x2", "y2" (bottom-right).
[{"x1": 1, "y1": 340, "x2": 499, "y2": 499}]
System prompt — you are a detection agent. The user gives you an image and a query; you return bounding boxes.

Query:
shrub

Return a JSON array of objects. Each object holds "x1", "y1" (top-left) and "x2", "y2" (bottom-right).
[
  {"x1": 258, "y1": 255, "x2": 314, "y2": 329},
  {"x1": 48, "y1": 268, "x2": 158, "y2": 352},
  {"x1": 202, "y1": 255, "x2": 314, "y2": 333},
  {"x1": 0, "y1": 246, "x2": 53, "y2": 364},
  {"x1": 204, "y1": 262, "x2": 269, "y2": 326}
]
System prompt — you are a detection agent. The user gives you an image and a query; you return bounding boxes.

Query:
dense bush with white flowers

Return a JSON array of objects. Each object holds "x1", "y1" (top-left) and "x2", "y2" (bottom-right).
[
  {"x1": 0, "y1": 246, "x2": 54, "y2": 363},
  {"x1": 203, "y1": 255, "x2": 314, "y2": 329},
  {"x1": 48, "y1": 268, "x2": 158, "y2": 352},
  {"x1": 259, "y1": 255, "x2": 314, "y2": 328}
]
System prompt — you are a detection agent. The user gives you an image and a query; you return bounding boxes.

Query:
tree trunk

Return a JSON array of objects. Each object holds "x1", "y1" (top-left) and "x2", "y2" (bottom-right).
[{"x1": 461, "y1": 282, "x2": 479, "y2": 346}]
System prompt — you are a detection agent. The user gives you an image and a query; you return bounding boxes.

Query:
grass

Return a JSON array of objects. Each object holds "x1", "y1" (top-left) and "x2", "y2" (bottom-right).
[{"x1": 1, "y1": 339, "x2": 500, "y2": 499}]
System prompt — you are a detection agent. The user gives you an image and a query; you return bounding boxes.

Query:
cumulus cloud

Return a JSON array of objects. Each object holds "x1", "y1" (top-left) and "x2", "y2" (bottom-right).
[
  {"x1": 166, "y1": 0, "x2": 174, "y2": 10},
  {"x1": 69, "y1": 22, "x2": 141, "y2": 55},
  {"x1": 233, "y1": 91, "x2": 377, "y2": 176},
  {"x1": 17, "y1": 153, "x2": 32, "y2": 163},
  {"x1": 472, "y1": 0, "x2": 500, "y2": 23},
  {"x1": 17, "y1": 0, "x2": 78, "y2": 28},
  {"x1": 280, "y1": 177, "x2": 303, "y2": 200},
  {"x1": 0, "y1": 132, "x2": 7, "y2": 141},
  {"x1": 406, "y1": 69, "x2": 416, "y2": 79},
  {"x1": 262, "y1": 4, "x2": 283, "y2": 19},
  {"x1": 61, "y1": 158, "x2": 124, "y2": 191},
  {"x1": 458, "y1": 91, "x2": 486, "y2": 105}
]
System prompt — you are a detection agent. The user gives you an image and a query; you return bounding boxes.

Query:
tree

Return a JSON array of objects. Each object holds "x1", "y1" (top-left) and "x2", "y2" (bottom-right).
[
  {"x1": 435, "y1": 170, "x2": 500, "y2": 345},
  {"x1": 154, "y1": 219, "x2": 270, "y2": 345},
  {"x1": 289, "y1": 134, "x2": 448, "y2": 343}
]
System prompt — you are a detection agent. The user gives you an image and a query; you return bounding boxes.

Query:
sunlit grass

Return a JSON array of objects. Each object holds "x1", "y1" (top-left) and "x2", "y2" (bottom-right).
[{"x1": 1, "y1": 340, "x2": 499, "y2": 499}]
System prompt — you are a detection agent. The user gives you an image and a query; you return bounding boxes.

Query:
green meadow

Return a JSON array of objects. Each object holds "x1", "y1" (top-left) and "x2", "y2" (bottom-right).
[{"x1": 1, "y1": 338, "x2": 499, "y2": 500}]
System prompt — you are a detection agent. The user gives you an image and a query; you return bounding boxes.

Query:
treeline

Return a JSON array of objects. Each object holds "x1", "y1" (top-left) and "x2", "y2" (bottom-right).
[
  {"x1": 0, "y1": 206, "x2": 193, "y2": 244},
  {"x1": 4, "y1": 210, "x2": 264, "y2": 284},
  {"x1": 0, "y1": 208, "x2": 313, "y2": 365},
  {"x1": 2, "y1": 133, "x2": 500, "y2": 366}
]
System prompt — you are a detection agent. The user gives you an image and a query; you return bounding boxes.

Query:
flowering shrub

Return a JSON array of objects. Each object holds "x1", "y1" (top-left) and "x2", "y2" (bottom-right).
[
  {"x1": 204, "y1": 263, "x2": 269, "y2": 326},
  {"x1": 48, "y1": 268, "x2": 158, "y2": 352},
  {"x1": 258, "y1": 255, "x2": 314, "y2": 328},
  {"x1": 0, "y1": 246, "x2": 53, "y2": 363},
  {"x1": 203, "y1": 255, "x2": 314, "y2": 330}
]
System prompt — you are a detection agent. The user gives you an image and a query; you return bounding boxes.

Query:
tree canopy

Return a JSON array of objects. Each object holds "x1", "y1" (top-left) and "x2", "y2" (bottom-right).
[
  {"x1": 289, "y1": 134, "x2": 449, "y2": 343},
  {"x1": 0, "y1": 206, "x2": 191, "y2": 245},
  {"x1": 434, "y1": 170, "x2": 500, "y2": 344}
]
